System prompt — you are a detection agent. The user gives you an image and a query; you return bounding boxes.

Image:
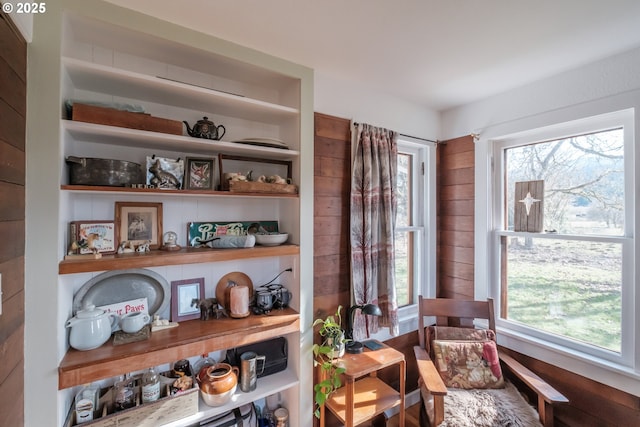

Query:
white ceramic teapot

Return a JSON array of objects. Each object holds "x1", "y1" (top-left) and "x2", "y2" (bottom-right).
[{"x1": 65, "y1": 304, "x2": 117, "y2": 351}]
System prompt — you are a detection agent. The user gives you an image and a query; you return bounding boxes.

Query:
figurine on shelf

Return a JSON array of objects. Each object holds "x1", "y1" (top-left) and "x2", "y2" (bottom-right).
[
  {"x1": 117, "y1": 241, "x2": 135, "y2": 254},
  {"x1": 136, "y1": 240, "x2": 151, "y2": 253},
  {"x1": 266, "y1": 175, "x2": 289, "y2": 185},
  {"x1": 191, "y1": 297, "x2": 225, "y2": 321},
  {"x1": 67, "y1": 232, "x2": 100, "y2": 255},
  {"x1": 151, "y1": 314, "x2": 178, "y2": 332}
]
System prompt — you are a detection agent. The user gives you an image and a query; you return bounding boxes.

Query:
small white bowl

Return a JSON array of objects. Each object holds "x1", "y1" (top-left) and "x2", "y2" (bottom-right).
[{"x1": 254, "y1": 233, "x2": 288, "y2": 246}]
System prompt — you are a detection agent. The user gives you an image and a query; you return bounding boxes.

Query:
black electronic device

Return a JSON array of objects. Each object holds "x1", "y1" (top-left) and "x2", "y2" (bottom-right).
[{"x1": 362, "y1": 339, "x2": 384, "y2": 351}]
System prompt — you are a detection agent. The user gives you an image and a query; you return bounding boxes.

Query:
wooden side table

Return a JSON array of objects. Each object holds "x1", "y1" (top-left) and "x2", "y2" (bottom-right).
[{"x1": 320, "y1": 342, "x2": 405, "y2": 427}]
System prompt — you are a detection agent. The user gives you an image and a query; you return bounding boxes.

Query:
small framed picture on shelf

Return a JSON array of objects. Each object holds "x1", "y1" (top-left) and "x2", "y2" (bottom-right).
[
  {"x1": 171, "y1": 278, "x2": 205, "y2": 322},
  {"x1": 184, "y1": 157, "x2": 215, "y2": 190},
  {"x1": 115, "y1": 202, "x2": 163, "y2": 249},
  {"x1": 68, "y1": 220, "x2": 116, "y2": 254}
]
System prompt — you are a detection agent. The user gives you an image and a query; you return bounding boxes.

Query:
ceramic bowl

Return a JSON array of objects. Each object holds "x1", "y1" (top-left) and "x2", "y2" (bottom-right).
[{"x1": 254, "y1": 233, "x2": 288, "y2": 246}]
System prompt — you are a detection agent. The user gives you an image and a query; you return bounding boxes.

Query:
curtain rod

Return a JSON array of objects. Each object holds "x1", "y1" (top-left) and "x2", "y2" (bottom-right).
[{"x1": 352, "y1": 122, "x2": 437, "y2": 144}]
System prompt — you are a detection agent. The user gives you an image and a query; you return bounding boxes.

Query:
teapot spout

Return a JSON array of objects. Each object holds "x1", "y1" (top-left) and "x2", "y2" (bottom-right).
[{"x1": 183, "y1": 121, "x2": 194, "y2": 136}]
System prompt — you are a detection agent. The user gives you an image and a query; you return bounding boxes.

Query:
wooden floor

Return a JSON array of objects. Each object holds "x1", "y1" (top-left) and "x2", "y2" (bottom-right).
[
  {"x1": 355, "y1": 402, "x2": 421, "y2": 427},
  {"x1": 386, "y1": 402, "x2": 420, "y2": 427}
]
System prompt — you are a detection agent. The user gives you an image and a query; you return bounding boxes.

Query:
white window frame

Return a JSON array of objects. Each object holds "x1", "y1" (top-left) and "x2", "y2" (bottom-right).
[
  {"x1": 370, "y1": 137, "x2": 436, "y2": 340},
  {"x1": 475, "y1": 101, "x2": 640, "y2": 396}
]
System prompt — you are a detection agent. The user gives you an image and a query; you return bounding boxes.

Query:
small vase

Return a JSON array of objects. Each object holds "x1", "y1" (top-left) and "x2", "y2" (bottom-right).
[{"x1": 327, "y1": 332, "x2": 345, "y2": 358}]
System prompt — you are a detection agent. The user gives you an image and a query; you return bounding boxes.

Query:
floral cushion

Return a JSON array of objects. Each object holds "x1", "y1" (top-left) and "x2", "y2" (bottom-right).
[
  {"x1": 425, "y1": 326, "x2": 496, "y2": 357},
  {"x1": 432, "y1": 339, "x2": 505, "y2": 389}
]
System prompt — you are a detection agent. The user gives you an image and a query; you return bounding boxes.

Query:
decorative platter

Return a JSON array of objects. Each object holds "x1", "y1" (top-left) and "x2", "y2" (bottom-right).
[
  {"x1": 72, "y1": 268, "x2": 170, "y2": 316},
  {"x1": 231, "y1": 137, "x2": 289, "y2": 150}
]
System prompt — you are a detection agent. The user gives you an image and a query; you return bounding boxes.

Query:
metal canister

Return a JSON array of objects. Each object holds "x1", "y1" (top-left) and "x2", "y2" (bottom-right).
[{"x1": 274, "y1": 407, "x2": 289, "y2": 427}]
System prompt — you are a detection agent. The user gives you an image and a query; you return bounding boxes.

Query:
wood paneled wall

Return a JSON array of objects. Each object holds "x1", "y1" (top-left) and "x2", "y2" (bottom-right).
[
  {"x1": 437, "y1": 135, "x2": 640, "y2": 426},
  {"x1": 313, "y1": 113, "x2": 352, "y2": 318},
  {"x1": 313, "y1": 114, "x2": 420, "y2": 427},
  {"x1": 437, "y1": 135, "x2": 475, "y2": 299},
  {"x1": 0, "y1": 12, "x2": 26, "y2": 427}
]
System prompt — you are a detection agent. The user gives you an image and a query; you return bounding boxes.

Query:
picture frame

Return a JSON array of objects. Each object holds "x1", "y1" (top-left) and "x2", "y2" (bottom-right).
[
  {"x1": 184, "y1": 157, "x2": 215, "y2": 190},
  {"x1": 68, "y1": 220, "x2": 116, "y2": 254},
  {"x1": 171, "y1": 278, "x2": 205, "y2": 322},
  {"x1": 115, "y1": 202, "x2": 163, "y2": 249}
]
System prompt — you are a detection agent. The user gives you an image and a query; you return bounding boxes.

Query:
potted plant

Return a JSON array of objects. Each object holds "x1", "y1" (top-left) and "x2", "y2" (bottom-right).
[{"x1": 312, "y1": 305, "x2": 348, "y2": 418}]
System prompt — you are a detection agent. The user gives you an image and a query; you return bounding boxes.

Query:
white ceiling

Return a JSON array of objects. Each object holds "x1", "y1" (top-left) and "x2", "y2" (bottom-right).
[{"x1": 104, "y1": 0, "x2": 640, "y2": 112}]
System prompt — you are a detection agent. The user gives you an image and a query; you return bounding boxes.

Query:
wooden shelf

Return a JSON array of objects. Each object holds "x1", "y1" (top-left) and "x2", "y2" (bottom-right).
[
  {"x1": 164, "y1": 368, "x2": 299, "y2": 426},
  {"x1": 59, "y1": 245, "x2": 300, "y2": 274},
  {"x1": 61, "y1": 184, "x2": 299, "y2": 198},
  {"x1": 62, "y1": 120, "x2": 301, "y2": 160},
  {"x1": 58, "y1": 308, "x2": 300, "y2": 389},
  {"x1": 63, "y1": 57, "x2": 299, "y2": 123},
  {"x1": 326, "y1": 376, "x2": 401, "y2": 425}
]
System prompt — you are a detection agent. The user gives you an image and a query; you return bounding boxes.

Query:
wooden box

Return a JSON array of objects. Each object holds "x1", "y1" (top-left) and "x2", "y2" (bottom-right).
[
  {"x1": 64, "y1": 373, "x2": 198, "y2": 427},
  {"x1": 219, "y1": 154, "x2": 295, "y2": 193},
  {"x1": 71, "y1": 103, "x2": 183, "y2": 135},
  {"x1": 228, "y1": 180, "x2": 298, "y2": 194}
]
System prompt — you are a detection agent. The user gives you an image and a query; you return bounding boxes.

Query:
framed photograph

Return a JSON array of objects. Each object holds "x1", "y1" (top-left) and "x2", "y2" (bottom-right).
[
  {"x1": 68, "y1": 220, "x2": 116, "y2": 254},
  {"x1": 115, "y1": 202, "x2": 163, "y2": 249},
  {"x1": 185, "y1": 157, "x2": 215, "y2": 190},
  {"x1": 171, "y1": 278, "x2": 205, "y2": 322}
]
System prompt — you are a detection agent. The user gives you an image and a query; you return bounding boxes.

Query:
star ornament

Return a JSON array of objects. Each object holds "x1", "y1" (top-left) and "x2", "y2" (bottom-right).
[{"x1": 519, "y1": 191, "x2": 541, "y2": 215}]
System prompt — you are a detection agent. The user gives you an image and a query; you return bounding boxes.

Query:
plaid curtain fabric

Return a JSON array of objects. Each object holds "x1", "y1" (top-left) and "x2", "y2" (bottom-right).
[{"x1": 350, "y1": 123, "x2": 399, "y2": 339}]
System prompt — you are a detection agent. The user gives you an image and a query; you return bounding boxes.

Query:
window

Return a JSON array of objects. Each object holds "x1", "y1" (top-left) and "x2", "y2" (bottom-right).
[
  {"x1": 491, "y1": 110, "x2": 634, "y2": 366},
  {"x1": 395, "y1": 140, "x2": 429, "y2": 308}
]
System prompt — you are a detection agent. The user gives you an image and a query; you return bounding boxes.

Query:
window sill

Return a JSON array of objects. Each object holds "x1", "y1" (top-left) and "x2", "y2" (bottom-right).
[
  {"x1": 497, "y1": 326, "x2": 640, "y2": 396},
  {"x1": 366, "y1": 304, "x2": 419, "y2": 342}
]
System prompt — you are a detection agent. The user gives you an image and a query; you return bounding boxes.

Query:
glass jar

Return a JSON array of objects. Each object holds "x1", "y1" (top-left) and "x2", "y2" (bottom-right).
[
  {"x1": 173, "y1": 359, "x2": 192, "y2": 377},
  {"x1": 274, "y1": 407, "x2": 289, "y2": 427},
  {"x1": 75, "y1": 383, "x2": 99, "y2": 423},
  {"x1": 113, "y1": 374, "x2": 135, "y2": 411},
  {"x1": 141, "y1": 367, "x2": 160, "y2": 403}
]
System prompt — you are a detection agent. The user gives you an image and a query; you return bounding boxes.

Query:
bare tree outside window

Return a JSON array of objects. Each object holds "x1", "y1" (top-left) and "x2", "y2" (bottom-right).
[{"x1": 501, "y1": 128, "x2": 625, "y2": 352}]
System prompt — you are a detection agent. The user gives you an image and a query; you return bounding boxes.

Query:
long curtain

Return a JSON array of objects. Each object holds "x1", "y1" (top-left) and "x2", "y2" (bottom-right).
[{"x1": 350, "y1": 123, "x2": 399, "y2": 339}]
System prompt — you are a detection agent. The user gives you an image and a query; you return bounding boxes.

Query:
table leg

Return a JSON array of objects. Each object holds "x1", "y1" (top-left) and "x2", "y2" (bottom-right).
[
  {"x1": 399, "y1": 359, "x2": 406, "y2": 427},
  {"x1": 345, "y1": 377, "x2": 355, "y2": 427}
]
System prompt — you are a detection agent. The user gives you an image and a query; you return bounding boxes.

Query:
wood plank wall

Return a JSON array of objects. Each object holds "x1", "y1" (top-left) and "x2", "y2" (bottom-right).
[
  {"x1": 313, "y1": 113, "x2": 419, "y2": 427},
  {"x1": 438, "y1": 135, "x2": 640, "y2": 426},
  {"x1": 0, "y1": 12, "x2": 26, "y2": 427},
  {"x1": 313, "y1": 113, "x2": 352, "y2": 319},
  {"x1": 437, "y1": 135, "x2": 475, "y2": 298}
]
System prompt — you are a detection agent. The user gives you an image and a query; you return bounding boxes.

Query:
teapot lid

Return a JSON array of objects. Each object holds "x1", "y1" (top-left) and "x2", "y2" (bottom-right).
[
  {"x1": 197, "y1": 116, "x2": 213, "y2": 124},
  {"x1": 76, "y1": 304, "x2": 105, "y2": 319}
]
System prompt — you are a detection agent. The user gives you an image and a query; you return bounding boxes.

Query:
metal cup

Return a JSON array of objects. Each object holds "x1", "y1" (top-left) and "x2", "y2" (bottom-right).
[{"x1": 239, "y1": 351, "x2": 266, "y2": 392}]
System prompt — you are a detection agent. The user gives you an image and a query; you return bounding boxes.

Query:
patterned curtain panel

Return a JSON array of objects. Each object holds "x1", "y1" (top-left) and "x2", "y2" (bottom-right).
[{"x1": 350, "y1": 123, "x2": 399, "y2": 339}]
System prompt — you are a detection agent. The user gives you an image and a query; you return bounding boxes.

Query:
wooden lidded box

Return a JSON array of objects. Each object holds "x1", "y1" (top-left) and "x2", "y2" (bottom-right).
[
  {"x1": 63, "y1": 373, "x2": 199, "y2": 427},
  {"x1": 71, "y1": 103, "x2": 183, "y2": 135}
]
